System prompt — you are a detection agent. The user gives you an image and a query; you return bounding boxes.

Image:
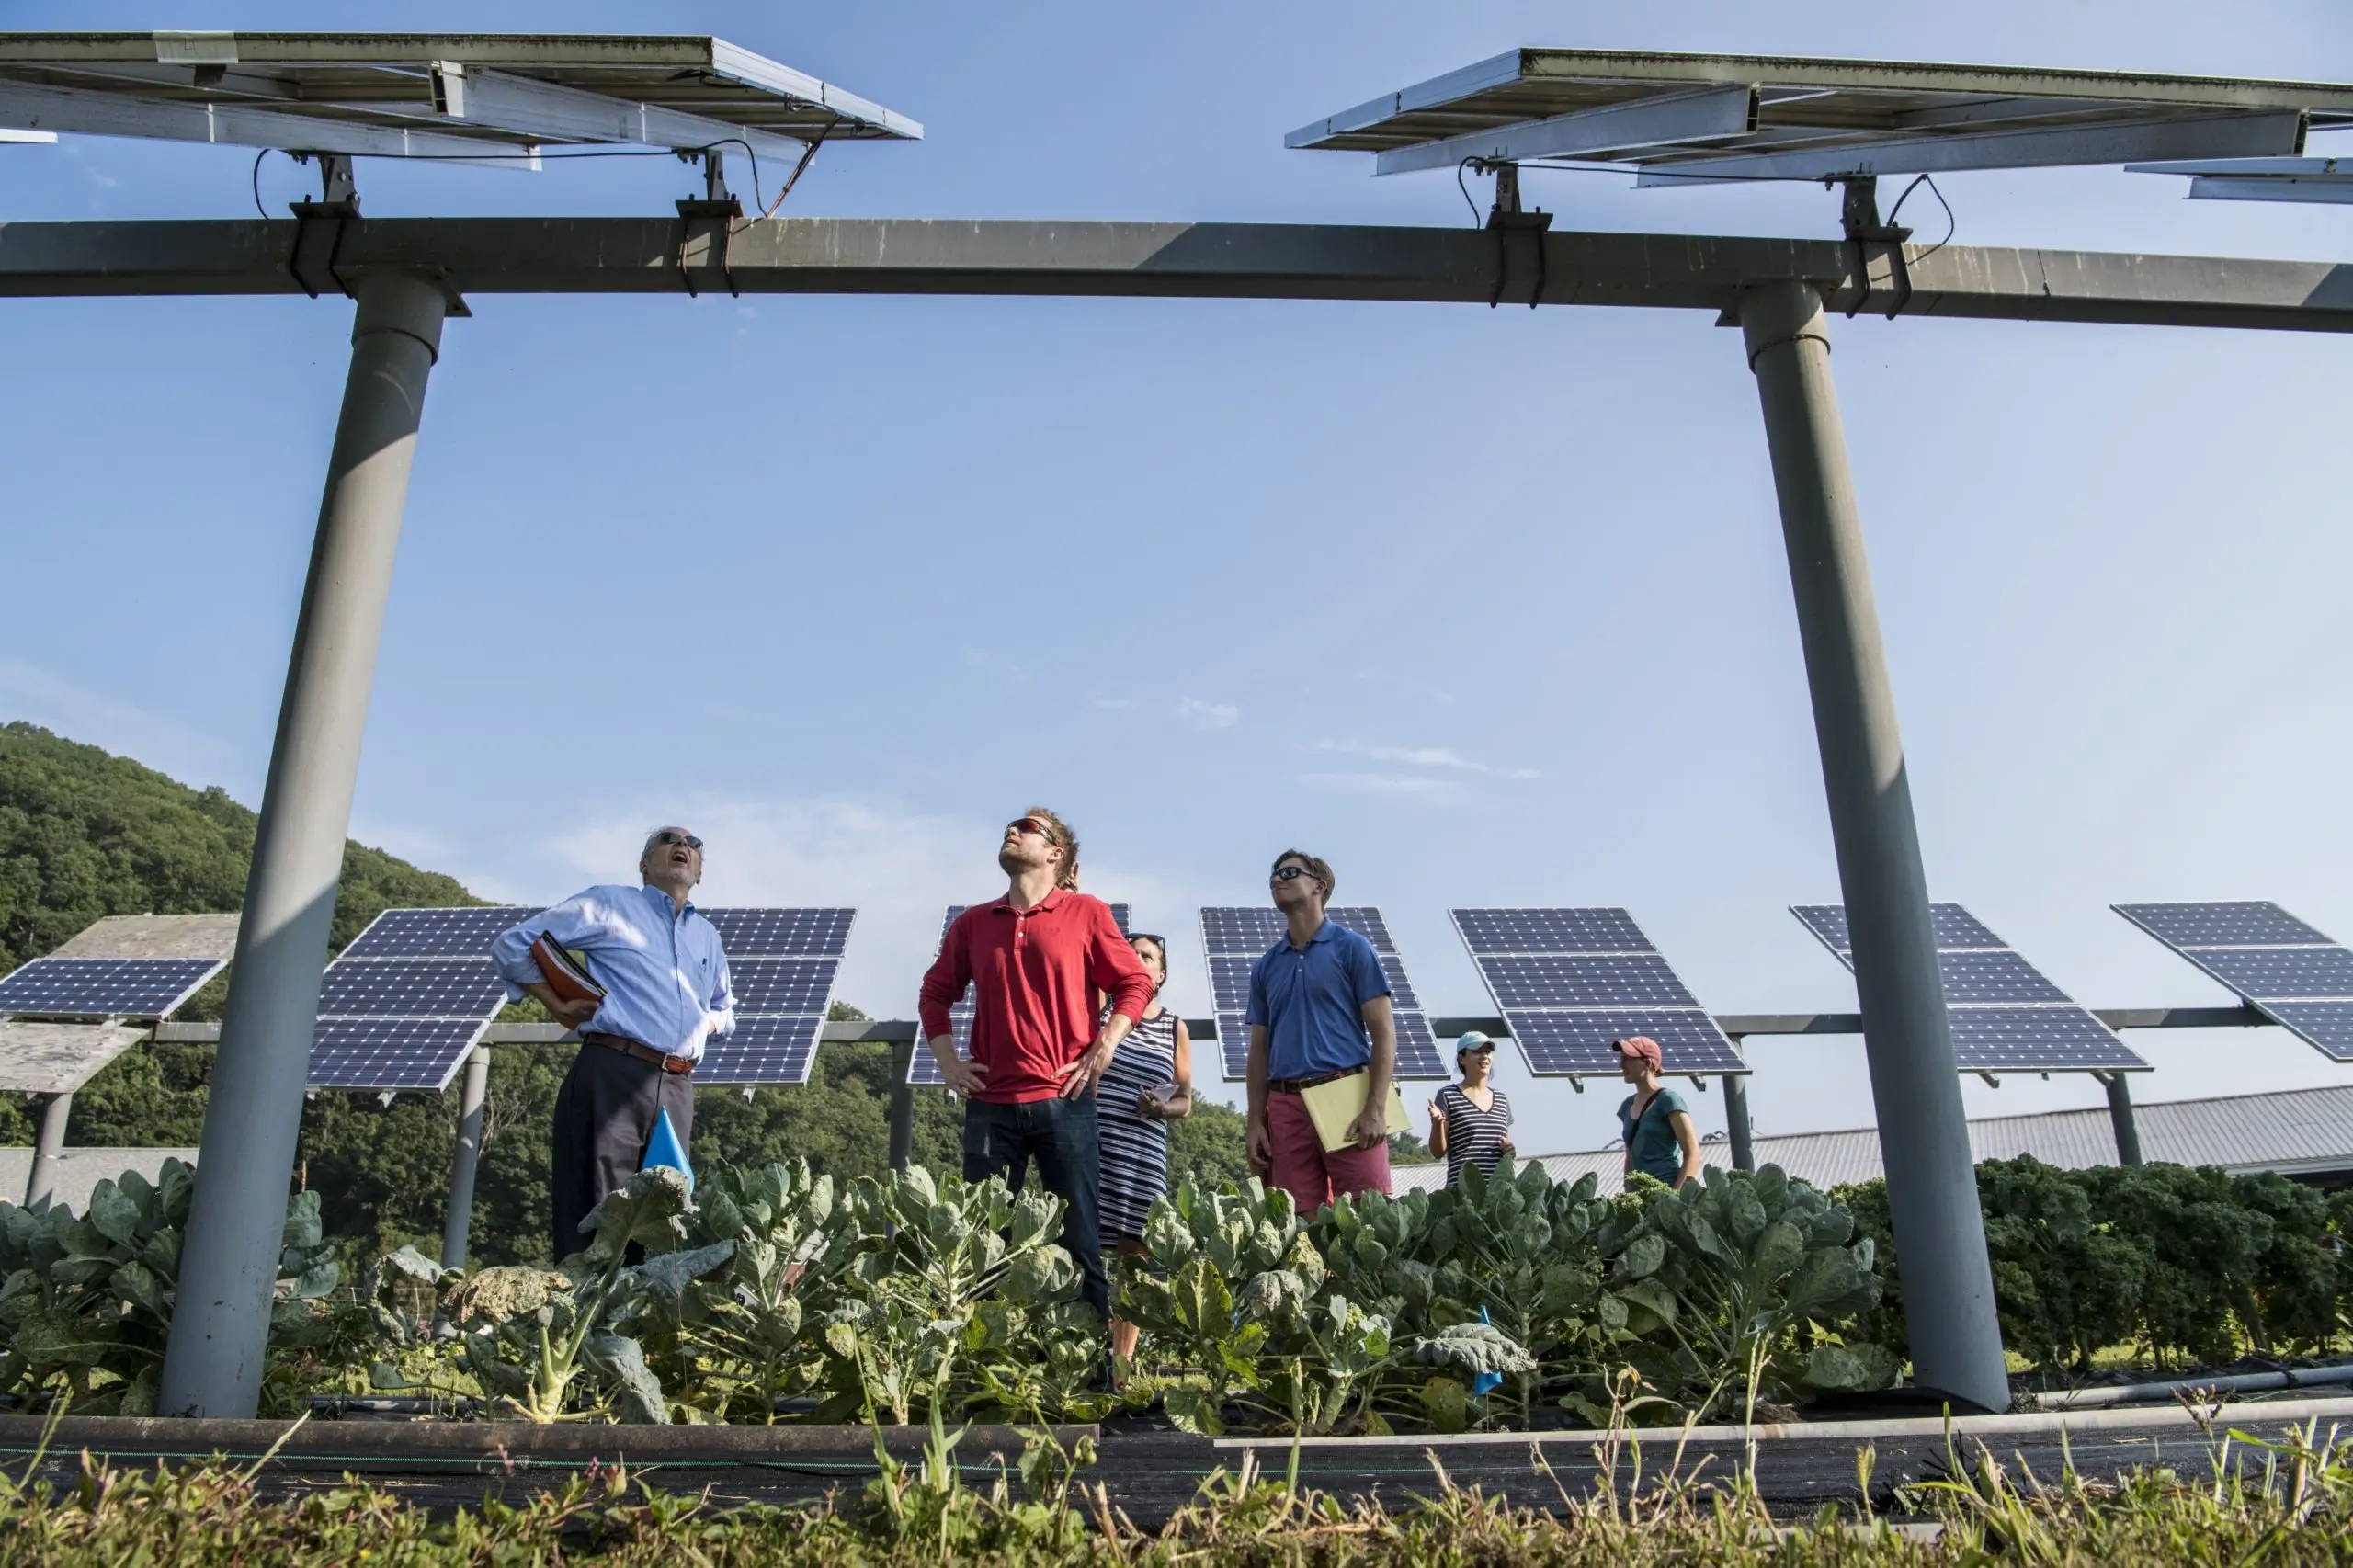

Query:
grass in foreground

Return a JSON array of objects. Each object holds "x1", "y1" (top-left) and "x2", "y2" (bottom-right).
[{"x1": 1, "y1": 1417, "x2": 2349, "y2": 1566}]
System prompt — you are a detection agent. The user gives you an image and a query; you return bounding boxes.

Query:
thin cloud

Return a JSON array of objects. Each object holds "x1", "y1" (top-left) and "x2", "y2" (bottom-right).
[
  {"x1": 1294, "y1": 771, "x2": 1458, "y2": 796},
  {"x1": 1176, "y1": 698, "x2": 1239, "y2": 730},
  {"x1": 1308, "y1": 738, "x2": 1538, "y2": 779}
]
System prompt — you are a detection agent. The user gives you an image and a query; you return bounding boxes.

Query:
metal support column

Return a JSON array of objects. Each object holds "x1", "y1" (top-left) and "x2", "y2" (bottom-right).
[
  {"x1": 440, "y1": 1046, "x2": 492, "y2": 1268},
  {"x1": 158, "y1": 271, "x2": 451, "y2": 1419},
  {"x1": 23, "y1": 1091, "x2": 72, "y2": 1211},
  {"x1": 887, "y1": 1040, "x2": 915, "y2": 1173},
  {"x1": 1738, "y1": 280, "x2": 2008, "y2": 1414},
  {"x1": 2100, "y1": 1073, "x2": 2144, "y2": 1167},
  {"x1": 1722, "y1": 1072, "x2": 1756, "y2": 1174}
]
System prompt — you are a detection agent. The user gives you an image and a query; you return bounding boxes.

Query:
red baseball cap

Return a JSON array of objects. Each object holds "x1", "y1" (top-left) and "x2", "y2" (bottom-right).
[{"x1": 1613, "y1": 1035, "x2": 1663, "y2": 1069}]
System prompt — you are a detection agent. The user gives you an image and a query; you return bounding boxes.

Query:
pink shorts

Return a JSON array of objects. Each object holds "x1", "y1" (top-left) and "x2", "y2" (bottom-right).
[{"x1": 1265, "y1": 1086, "x2": 1391, "y2": 1217}]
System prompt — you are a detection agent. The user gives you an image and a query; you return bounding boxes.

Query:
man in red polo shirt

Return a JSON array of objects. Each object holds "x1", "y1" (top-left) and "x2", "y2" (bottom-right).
[{"x1": 919, "y1": 807, "x2": 1154, "y2": 1323}]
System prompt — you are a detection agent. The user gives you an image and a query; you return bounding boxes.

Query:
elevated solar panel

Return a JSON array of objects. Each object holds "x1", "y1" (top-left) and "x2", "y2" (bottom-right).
[
  {"x1": 1197, "y1": 905, "x2": 1449, "y2": 1083},
  {"x1": 1450, "y1": 907, "x2": 1745, "y2": 1080},
  {"x1": 0, "y1": 956, "x2": 222, "y2": 1019},
  {"x1": 2114, "y1": 901, "x2": 2353, "y2": 1063},
  {"x1": 1792, "y1": 903, "x2": 2146, "y2": 1074},
  {"x1": 1288, "y1": 50, "x2": 2351, "y2": 183},
  {"x1": 909, "y1": 903, "x2": 1128, "y2": 1086},
  {"x1": 692, "y1": 906, "x2": 853, "y2": 1085},
  {"x1": 308, "y1": 906, "x2": 537, "y2": 1089}
]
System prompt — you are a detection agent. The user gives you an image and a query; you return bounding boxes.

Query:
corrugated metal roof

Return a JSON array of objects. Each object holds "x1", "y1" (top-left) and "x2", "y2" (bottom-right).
[{"x1": 1394, "y1": 1084, "x2": 2353, "y2": 1195}]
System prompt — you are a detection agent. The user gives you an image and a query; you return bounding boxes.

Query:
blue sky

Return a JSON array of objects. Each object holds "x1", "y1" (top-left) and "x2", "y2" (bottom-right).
[{"x1": 6, "y1": 0, "x2": 2353, "y2": 1156}]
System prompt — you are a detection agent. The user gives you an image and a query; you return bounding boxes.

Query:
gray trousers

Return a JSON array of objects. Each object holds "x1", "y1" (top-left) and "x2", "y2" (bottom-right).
[{"x1": 551, "y1": 1041, "x2": 695, "y2": 1262}]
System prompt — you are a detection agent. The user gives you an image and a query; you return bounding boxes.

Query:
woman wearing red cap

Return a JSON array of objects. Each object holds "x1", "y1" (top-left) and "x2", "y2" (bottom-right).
[{"x1": 1613, "y1": 1035, "x2": 1701, "y2": 1189}]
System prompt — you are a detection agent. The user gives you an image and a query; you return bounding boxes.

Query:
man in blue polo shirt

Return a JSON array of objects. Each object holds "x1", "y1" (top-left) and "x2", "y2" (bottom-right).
[{"x1": 1244, "y1": 847, "x2": 1397, "y2": 1215}]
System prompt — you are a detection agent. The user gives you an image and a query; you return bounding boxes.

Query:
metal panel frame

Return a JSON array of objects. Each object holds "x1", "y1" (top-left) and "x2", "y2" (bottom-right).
[
  {"x1": 1448, "y1": 906, "x2": 1747, "y2": 1081},
  {"x1": 2113, "y1": 901, "x2": 2353, "y2": 1063},
  {"x1": 1791, "y1": 903, "x2": 2146, "y2": 1074},
  {"x1": 1375, "y1": 85, "x2": 1758, "y2": 176}
]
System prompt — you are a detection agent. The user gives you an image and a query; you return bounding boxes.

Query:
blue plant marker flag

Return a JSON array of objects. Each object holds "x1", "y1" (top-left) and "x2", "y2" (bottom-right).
[
  {"x1": 641, "y1": 1107, "x2": 693, "y2": 1195},
  {"x1": 1472, "y1": 1305, "x2": 1504, "y2": 1399}
]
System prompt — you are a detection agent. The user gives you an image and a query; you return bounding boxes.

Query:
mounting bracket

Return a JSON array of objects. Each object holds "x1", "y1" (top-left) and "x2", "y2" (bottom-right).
[
  {"x1": 1834, "y1": 175, "x2": 1914, "y2": 320},
  {"x1": 1479, "y1": 161, "x2": 1554, "y2": 309},
  {"x1": 676, "y1": 146, "x2": 745, "y2": 298},
  {"x1": 285, "y1": 151, "x2": 361, "y2": 300}
]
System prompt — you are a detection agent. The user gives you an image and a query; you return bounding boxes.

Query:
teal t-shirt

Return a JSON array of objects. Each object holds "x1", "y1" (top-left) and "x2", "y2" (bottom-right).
[{"x1": 1618, "y1": 1088, "x2": 1688, "y2": 1185}]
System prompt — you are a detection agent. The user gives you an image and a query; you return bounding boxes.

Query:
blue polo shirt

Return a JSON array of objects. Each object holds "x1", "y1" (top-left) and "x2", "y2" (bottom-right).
[{"x1": 1245, "y1": 918, "x2": 1392, "y2": 1081}]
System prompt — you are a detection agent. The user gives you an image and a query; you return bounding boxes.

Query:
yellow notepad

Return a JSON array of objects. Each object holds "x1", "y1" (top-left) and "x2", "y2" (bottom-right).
[{"x1": 1299, "y1": 1074, "x2": 1409, "y2": 1153}]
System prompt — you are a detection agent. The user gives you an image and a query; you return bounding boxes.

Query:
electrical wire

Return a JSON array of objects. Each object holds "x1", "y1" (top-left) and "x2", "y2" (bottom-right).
[
  {"x1": 251, "y1": 146, "x2": 274, "y2": 218},
  {"x1": 1457, "y1": 158, "x2": 1484, "y2": 226},
  {"x1": 1886, "y1": 173, "x2": 1957, "y2": 259}
]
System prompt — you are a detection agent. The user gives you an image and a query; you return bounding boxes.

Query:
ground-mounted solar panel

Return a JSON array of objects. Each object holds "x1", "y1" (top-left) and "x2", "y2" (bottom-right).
[
  {"x1": 308, "y1": 1017, "x2": 490, "y2": 1091},
  {"x1": 704, "y1": 907, "x2": 855, "y2": 959},
  {"x1": 1450, "y1": 907, "x2": 1746, "y2": 1080},
  {"x1": 0, "y1": 956, "x2": 223, "y2": 1020},
  {"x1": 1793, "y1": 903, "x2": 2147, "y2": 1074},
  {"x1": 2114, "y1": 901, "x2": 2353, "y2": 1063},
  {"x1": 699, "y1": 1016, "x2": 826, "y2": 1086},
  {"x1": 691, "y1": 907, "x2": 853, "y2": 1086},
  {"x1": 340, "y1": 905, "x2": 543, "y2": 960},
  {"x1": 907, "y1": 900, "x2": 1133, "y2": 1086},
  {"x1": 315, "y1": 958, "x2": 506, "y2": 1017},
  {"x1": 310, "y1": 908, "x2": 538, "y2": 1090},
  {"x1": 1199, "y1": 905, "x2": 1449, "y2": 1081}
]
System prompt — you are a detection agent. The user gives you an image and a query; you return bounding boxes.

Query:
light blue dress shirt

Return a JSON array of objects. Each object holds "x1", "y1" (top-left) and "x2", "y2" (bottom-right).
[{"x1": 492, "y1": 884, "x2": 733, "y2": 1062}]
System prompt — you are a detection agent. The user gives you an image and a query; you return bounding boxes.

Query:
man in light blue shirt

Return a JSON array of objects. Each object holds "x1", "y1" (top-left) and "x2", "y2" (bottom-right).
[{"x1": 492, "y1": 825, "x2": 732, "y2": 1260}]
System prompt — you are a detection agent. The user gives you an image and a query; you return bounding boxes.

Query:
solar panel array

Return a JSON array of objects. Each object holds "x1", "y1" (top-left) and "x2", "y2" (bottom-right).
[
  {"x1": 1792, "y1": 903, "x2": 2147, "y2": 1074},
  {"x1": 696, "y1": 907, "x2": 854, "y2": 1085},
  {"x1": 309, "y1": 907, "x2": 534, "y2": 1090},
  {"x1": 909, "y1": 903, "x2": 1129, "y2": 1086},
  {"x1": 2114, "y1": 901, "x2": 2353, "y2": 1063},
  {"x1": 1198, "y1": 906, "x2": 1449, "y2": 1082},
  {"x1": 1451, "y1": 908, "x2": 1747, "y2": 1079},
  {"x1": 0, "y1": 956, "x2": 223, "y2": 1020}
]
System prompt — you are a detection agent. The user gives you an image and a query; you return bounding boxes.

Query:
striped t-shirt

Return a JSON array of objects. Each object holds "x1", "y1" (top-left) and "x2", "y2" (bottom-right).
[{"x1": 1435, "y1": 1084, "x2": 1514, "y2": 1187}]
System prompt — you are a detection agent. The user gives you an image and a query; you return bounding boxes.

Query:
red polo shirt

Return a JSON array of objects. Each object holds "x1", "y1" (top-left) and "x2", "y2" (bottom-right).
[{"x1": 918, "y1": 889, "x2": 1155, "y2": 1104}]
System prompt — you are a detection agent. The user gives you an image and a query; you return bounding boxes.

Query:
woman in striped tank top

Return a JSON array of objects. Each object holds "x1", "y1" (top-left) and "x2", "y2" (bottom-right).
[
  {"x1": 1098, "y1": 931, "x2": 1192, "y2": 1367},
  {"x1": 1427, "y1": 1029, "x2": 1514, "y2": 1187}
]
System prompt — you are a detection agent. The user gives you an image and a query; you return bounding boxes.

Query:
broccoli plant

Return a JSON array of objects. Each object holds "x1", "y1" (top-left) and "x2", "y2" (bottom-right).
[
  {"x1": 0, "y1": 1161, "x2": 348, "y2": 1417},
  {"x1": 1624, "y1": 1165, "x2": 1895, "y2": 1420},
  {"x1": 432, "y1": 1167, "x2": 733, "y2": 1423},
  {"x1": 813, "y1": 1166, "x2": 1106, "y2": 1426}
]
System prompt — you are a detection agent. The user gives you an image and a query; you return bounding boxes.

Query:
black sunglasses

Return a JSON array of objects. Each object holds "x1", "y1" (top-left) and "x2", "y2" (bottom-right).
[
  {"x1": 654, "y1": 831, "x2": 704, "y2": 850},
  {"x1": 1270, "y1": 865, "x2": 1315, "y2": 882}
]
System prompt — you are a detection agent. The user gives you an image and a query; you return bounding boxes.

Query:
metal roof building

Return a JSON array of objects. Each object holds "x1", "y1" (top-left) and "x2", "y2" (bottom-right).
[{"x1": 1395, "y1": 1084, "x2": 2353, "y2": 1195}]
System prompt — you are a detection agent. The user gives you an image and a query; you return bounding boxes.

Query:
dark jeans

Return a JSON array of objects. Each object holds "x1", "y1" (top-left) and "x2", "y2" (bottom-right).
[
  {"x1": 551, "y1": 1043, "x2": 696, "y2": 1263},
  {"x1": 961, "y1": 1095, "x2": 1107, "y2": 1321}
]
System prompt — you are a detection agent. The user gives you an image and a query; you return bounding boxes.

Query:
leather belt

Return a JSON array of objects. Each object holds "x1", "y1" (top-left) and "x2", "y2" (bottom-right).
[
  {"x1": 1268, "y1": 1064, "x2": 1364, "y2": 1096},
  {"x1": 585, "y1": 1031, "x2": 696, "y2": 1075}
]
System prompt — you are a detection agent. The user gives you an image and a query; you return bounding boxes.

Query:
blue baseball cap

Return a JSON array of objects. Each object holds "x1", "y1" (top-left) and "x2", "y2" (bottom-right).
[{"x1": 1455, "y1": 1029, "x2": 1496, "y2": 1058}]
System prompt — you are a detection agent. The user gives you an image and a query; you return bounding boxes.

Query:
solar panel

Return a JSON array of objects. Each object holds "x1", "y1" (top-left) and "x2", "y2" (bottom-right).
[
  {"x1": 1198, "y1": 905, "x2": 1449, "y2": 1081},
  {"x1": 2114, "y1": 900, "x2": 2353, "y2": 1063},
  {"x1": 315, "y1": 959, "x2": 505, "y2": 1017},
  {"x1": 308, "y1": 1017, "x2": 491, "y2": 1091},
  {"x1": 730, "y1": 958, "x2": 838, "y2": 1015},
  {"x1": 0, "y1": 956, "x2": 222, "y2": 1019},
  {"x1": 2114, "y1": 900, "x2": 2332, "y2": 950},
  {"x1": 1450, "y1": 907, "x2": 1746, "y2": 1079},
  {"x1": 703, "y1": 907, "x2": 854, "y2": 958},
  {"x1": 1288, "y1": 50, "x2": 2349, "y2": 182},
  {"x1": 341, "y1": 905, "x2": 541, "y2": 959},
  {"x1": 309, "y1": 908, "x2": 531, "y2": 1089},
  {"x1": 1793, "y1": 902, "x2": 2147, "y2": 1074},
  {"x1": 698, "y1": 1015, "x2": 825, "y2": 1086}
]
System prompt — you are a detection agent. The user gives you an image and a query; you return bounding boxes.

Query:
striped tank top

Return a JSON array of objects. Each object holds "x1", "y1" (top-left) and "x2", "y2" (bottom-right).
[
  {"x1": 1436, "y1": 1084, "x2": 1514, "y2": 1187},
  {"x1": 1097, "y1": 1008, "x2": 1180, "y2": 1242}
]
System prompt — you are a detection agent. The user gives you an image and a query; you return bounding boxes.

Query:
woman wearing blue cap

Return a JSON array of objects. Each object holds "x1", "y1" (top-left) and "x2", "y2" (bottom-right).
[{"x1": 1427, "y1": 1030, "x2": 1514, "y2": 1187}]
